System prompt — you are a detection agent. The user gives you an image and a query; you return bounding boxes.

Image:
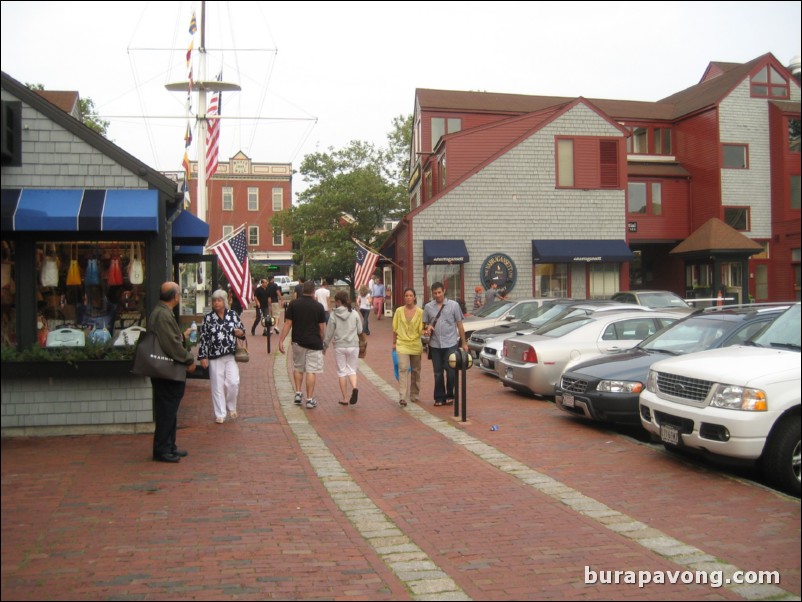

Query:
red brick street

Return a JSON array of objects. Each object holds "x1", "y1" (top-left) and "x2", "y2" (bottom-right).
[{"x1": 2, "y1": 309, "x2": 799, "y2": 600}]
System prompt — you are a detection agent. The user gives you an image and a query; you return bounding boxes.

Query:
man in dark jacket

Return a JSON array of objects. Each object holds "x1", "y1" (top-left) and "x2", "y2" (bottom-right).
[
  {"x1": 252, "y1": 278, "x2": 270, "y2": 336},
  {"x1": 148, "y1": 282, "x2": 196, "y2": 463}
]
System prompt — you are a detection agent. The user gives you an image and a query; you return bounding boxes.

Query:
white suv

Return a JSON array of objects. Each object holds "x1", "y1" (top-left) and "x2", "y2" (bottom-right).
[
  {"x1": 273, "y1": 275, "x2": 292, "y2": 296},
  {"x1": 639, "y1": 303, "x2": 800, "y2": 496}
]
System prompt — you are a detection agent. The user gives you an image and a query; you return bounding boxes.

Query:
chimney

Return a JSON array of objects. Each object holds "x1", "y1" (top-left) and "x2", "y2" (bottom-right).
[{"x1": 789, "y1": 56, "x2": 801, "y2": 83}]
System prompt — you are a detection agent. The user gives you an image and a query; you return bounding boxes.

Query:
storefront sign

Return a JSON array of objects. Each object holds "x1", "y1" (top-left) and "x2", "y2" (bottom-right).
[{"x1": 481, "y1": 253, "x2": 517, "y2": 294}]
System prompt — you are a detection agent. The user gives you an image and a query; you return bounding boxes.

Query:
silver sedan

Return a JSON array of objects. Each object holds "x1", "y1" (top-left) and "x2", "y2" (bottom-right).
[{"x1": 498, "y1": 310, "x2": 679, "y2": 397}]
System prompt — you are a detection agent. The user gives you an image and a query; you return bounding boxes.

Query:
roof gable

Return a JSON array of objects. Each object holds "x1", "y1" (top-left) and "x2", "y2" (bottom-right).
[
  {"x1": 670, "y1": 218, "x2": 763, "y2": 254},
  {"x1": 34, "y1": 90, "x2": 80, "y2": 118}
]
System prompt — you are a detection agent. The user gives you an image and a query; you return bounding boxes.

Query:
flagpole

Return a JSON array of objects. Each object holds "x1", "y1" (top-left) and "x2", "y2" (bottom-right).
[
  {"x1": 197, "y1": 0, "x2": 208, "y2": 225},
  {"x1": 353, "y1": 238, "x2": 404, "y2": 271},
  {"x1": 206, "y1": 223, "x2": 247, "y2": 252}
]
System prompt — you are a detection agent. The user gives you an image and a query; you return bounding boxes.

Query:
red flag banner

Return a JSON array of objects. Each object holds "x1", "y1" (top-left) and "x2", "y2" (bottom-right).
[
  {"x1": 353, "y1": 242, "x2": 379, "y2": 291},
  {"x1": 205, "y1": 74, "x2": 222, "y2": 181},
  {"x1": 212, "y1": 229, "x2": 253, "y2": 309}
]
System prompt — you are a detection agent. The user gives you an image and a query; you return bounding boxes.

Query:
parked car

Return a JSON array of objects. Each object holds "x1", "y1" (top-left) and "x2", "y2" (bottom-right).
[
  {"x1": 611, "y1": 290, "x2": 693, "y2": 313},
  {"x1": 473, "y1": 301, "x2": 654, "y2": 368},
  {"x1": 555, "y1": 304, "x2": 789, "y2": 425},
  {"x1": 273, "y1": 275, "x2": 293, "y2": 296},
  {"x1": 499, "y1": 310, "x2": 679, "y2": 397},
  {"x1": 639, "y1": 303, "x2": 801, "y2": 496},
  {"x1": 462, "y1": 298, "x2": 552, "y2": 338}
]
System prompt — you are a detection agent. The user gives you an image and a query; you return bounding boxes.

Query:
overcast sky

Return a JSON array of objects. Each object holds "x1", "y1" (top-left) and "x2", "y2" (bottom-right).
[{"x1": 2, "y1": 1, "x2": 800, "y2": 200}]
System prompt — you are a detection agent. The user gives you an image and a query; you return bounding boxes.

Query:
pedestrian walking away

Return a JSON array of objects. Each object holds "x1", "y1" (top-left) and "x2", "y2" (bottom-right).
[
  {"x1": 357, "y1": 284, "x2": 372, "y2": 335},
  {"x1": 315, "y1": 279, "x2": 331, "y2": 324},
  {"x1": 371, "y1": 275, "x2": 385, "y2": 320},
  {"x1": 278, "y1": 280, "x2": 326, "y2": 408},
  {"x1": 392, "y1": 287, "x2": 423, "y2": 407},
  {"x1": 266, "y1": 274, "x2": 282, "y2": 334},
  {"x1": 422, "y1": 281, "x2": 468, "y2": 407},
  {"x1": 198, "y1": 289, "x2": 246, "y2": 424},
  {"x1": 148, "y1": 282, "x2": 197, "y2": 463},
  {"x1": 323, "y1": 290, "x2": 363, "y2": 406},
  {"x1": 252, "y1": 278, "x2": 270, "y2": 336}
]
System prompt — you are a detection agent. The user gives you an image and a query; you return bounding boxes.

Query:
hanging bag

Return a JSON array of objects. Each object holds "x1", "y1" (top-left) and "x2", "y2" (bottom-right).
[
  {"x1": 108, "y1": 247, "x2": 124, "y2": 286},
  {"x1": 128, "y1": 243, "x2": 144, "y2": 285},
  {"x1": 85, "y1": 249, "x2": 100, "y2": 286},
  {"x1": 66, "y1": 244, "x2": 82, "y2": 286},
  {"x1": 234, "y1": 337, "x2": 250, "y2": 363},
  {"x1": 358, "y1": 331, "x2": 368, "y2": 358},
  {"x1": 131, "y1": 331, "x2": 188, "y2": 381},
  {"x1": 40, "y1": 244, "x2": 59, "y2": 288}
]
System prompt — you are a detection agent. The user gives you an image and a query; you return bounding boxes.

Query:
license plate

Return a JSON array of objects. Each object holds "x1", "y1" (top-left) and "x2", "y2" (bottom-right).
[
  {"x1": 506, "y1": 367, "x2": 514, "y2": 380},
  {"x1": 562, "y1": 393, "x2": 575, "y2": 408},
  {"x1": 660, "y1": 424, "x2": 679, "y2": 445}
]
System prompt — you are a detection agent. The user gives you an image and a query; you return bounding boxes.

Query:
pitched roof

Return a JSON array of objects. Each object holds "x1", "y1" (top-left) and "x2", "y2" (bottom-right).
[
  {"x1": 670, "y1": 218, "x2": 763, "y2": 254},
  {"x1": 1, "y1": 70, "x2": 180, "y2": 200},
  {"x1": 33, "y1": 90, "x2": 80, "y2": 117}
]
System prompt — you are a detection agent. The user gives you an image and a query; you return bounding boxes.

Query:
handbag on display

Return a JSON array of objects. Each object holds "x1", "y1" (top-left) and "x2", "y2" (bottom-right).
[
  {"x1": 114, "y1": 325, "x2": 146, "y2": 347},
  {"x1": 46, "y1": 328, "x2": 86, "y2": 348},
  {"x1": 85, "y1": 257, "x2": 100, "y2": 286},
  {"x1": 131, "y1": 331, "x2": 187, "y2": 381},
  {"x1": 66, "y1": 245, "x2": 82, "y2": 286},
  {"x1": 128, "y1": 243, "x2": 144, "y2": 285},
  {"x1": 108, "y1": 251, "x2": 124, "y2": 286},
  {"x1": 88, "y1": 319, "x2": 112, "y2": 346},
  {"x1": 40, "y1": 245, "x2": 59, "y2": 288},
  {"x1": 234, "y1": 337, "x2": 249, "y2": 363}
]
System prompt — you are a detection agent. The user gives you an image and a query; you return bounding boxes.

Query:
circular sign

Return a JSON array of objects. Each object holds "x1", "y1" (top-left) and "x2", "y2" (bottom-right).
[{"x1": 481, "y1": 253, "x2": 517, "y2": 295}]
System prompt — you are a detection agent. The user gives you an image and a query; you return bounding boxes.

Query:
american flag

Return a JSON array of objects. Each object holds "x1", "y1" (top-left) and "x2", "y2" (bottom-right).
[
  {"x1": 212, "y1": 229, "x2": 253, "y2": 309},
  {"x1": 353, "y1": 242, "x2": 379, "y2": 291},
  {"x1": 205, "y1": 73, "x2": 222, "y2": 181}
]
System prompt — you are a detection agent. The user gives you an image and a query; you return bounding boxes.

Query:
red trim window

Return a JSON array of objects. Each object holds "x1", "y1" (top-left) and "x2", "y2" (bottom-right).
[
  {"x1": 750, "y1": 65, "x2": 789, "y2": 99},
  {"x1": 789, "y1": 118, "x2": 801, "y2": 154},
  {"x1": 627, "y1": 181, "x2": 662, "y2": 215},
  {"x1": 723, "y1": 206, "x2": 750, "y2": 231},
  {"x1": 556, "y1": 137, "x2": 620, "y2": 189},
  {"x1": 722, "y1": 144, "x2": 749, "y2": 169}
]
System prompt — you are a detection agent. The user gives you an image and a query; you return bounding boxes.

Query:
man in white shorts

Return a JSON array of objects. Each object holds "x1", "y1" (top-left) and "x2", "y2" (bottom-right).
[{"x1": 278, "y1": 280, "x2": 326, "y2": 408}]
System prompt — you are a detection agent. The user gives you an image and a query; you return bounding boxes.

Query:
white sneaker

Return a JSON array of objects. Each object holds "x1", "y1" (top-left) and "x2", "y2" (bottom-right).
[
  {"x1": 294, "y1": 392, "x2": 303, "y2": 405},
  {"x1": 305, "y1": 398, "x2": 317, "y2": 409}
]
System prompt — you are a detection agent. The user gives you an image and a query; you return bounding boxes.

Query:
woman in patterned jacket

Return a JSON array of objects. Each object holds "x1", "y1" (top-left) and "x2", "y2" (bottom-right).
[{"x1": 198, "y1": 289, "x2": 246, "y2": 423}]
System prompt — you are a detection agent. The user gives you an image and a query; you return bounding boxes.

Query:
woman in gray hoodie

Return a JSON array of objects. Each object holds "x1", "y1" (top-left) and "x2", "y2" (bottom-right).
[{"x1": 323, "y1": 290, "x2": 364, "y2": 405}]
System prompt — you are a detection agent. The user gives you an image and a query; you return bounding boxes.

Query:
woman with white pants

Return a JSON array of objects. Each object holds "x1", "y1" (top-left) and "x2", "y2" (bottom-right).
[
  {"x1": 323, "y1": 291, "x2": 363, "y2": 405},
  {"x1": 198, "y1": 289, "x2": 246, "y2": 423}
]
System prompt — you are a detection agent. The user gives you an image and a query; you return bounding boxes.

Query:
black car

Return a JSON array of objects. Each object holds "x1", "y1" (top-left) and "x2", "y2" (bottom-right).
[{"x1": 555, "y1": 304, "x2": 789, "y2": 425}]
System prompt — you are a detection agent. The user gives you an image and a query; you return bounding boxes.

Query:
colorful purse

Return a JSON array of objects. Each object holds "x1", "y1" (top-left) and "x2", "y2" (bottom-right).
[
  {"x1": 40, "y1": 245, "x2": 59, "y2": 288},
  {"x1": 85, "y1": 256, "x2": 100, "y2": 286},
  {"x1": 66, "y1": 245, "x2": 82, "y2": 286},
  {"x1": 128, "y1": 243, "x2": 144, "y2": 285},
  {"x1": 108, "y1": 249, "x2": 124, "y2": 286}
]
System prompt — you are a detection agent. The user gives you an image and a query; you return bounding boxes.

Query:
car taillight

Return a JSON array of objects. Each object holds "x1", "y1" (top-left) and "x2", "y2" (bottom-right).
[{"x1": 521, "y1": 346, "x2": 537, "y2": 363}]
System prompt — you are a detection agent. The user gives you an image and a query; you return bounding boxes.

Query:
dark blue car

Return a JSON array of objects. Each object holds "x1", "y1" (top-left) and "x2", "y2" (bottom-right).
[{"x1": 555, "y1": 305, "x2": 789, "y2": 425}]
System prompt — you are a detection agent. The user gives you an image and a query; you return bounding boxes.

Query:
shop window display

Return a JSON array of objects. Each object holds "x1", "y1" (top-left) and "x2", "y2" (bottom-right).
[{"x1": 3, "y1": 240, "x2": 148, "y2": 352}]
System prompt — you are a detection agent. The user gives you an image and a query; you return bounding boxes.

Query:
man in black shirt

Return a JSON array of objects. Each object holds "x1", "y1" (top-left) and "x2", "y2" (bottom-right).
[
  {"x1": 265, "y1": 275, "x2": 282, "y2": 334},
  {"x1": 252, "y1": 279, "x2": 270, "y2": 336},
  {"x1": 278, "y1": 280, "x2": 325, "y2": 408}
]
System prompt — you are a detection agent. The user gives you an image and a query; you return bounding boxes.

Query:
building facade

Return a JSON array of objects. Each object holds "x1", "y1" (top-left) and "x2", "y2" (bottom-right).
[
  {"x1": 386, "y1": 53, "x2": 800, "y2": 307},
  {"x1": 185, "y1": 151, "x2": 294, "y2": 275}
]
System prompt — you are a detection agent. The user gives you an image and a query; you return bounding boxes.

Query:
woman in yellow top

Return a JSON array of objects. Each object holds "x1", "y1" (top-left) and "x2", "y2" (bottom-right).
[{"x1": 392, "y1": 288, "x2": 424, "y2": 407}]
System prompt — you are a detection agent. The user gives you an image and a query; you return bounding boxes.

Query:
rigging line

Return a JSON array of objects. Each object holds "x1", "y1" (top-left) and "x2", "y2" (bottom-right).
[
  {"x1": 288, "y1": 120, "x2": 319, "y2": 165},
  {"x1": 246, "y1": 1, "x2": 278, "y2": 153},
  {"x1": 127, "y1": 51, "x2": 161, "y2": 169}
]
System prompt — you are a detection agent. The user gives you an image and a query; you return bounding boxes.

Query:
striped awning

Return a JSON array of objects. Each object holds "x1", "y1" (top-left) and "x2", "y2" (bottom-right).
[{"x1": 1, "y1": 188, "x2": 160, "y2": 232}]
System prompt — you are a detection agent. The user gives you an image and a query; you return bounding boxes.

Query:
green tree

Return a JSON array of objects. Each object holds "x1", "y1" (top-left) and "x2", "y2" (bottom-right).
[
  {"x1": 272, "y1": 129, "x2": 409, "y2": 285},
  {"x1": 26, "y1": 83, "x2": 109, "y2": 136}
]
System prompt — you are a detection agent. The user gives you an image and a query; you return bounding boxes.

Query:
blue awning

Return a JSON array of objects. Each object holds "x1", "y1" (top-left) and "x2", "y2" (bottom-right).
[
  {"x1": 423, "y1": 240, "x2": 470, "y2": 265},
  {"x1": 172, "y1": 210, "x2": 209, "y2": 246},
  {"x1": 532, "y1": 240, "x2": 633, "y2": 263},
  {"x1": 1, "y1": 188, "x2": 159, "y2": 232},
  {"x1": 174, "y1": 245, "x2": 206, "y2": 256}
]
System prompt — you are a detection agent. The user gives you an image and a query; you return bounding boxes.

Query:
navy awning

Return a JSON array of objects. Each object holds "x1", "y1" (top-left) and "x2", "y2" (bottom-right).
[
  {"x1": 423, "y1": 240, "x2": 470, "y2": 265},
  {"x1": 1, "y1": 188, "x2": 159, "y2": 232},
  {"x1": 532, "y1": 240, "x2": 634, "y2": 263},
  {"x1": 174, "y1": 245, "x2": 206, "y2": 256},
  {"x1": 172, "y1": 210, "x2": 209, "y2": 246}
]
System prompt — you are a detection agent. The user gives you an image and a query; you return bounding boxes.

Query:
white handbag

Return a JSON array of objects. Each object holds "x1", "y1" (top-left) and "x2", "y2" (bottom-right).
[
  {"x1": 46, "y1": 328, "x2": 86, "y2": 348},
  {"x1": 113, "y1": 325, "x2": 147, "y2": 347}
]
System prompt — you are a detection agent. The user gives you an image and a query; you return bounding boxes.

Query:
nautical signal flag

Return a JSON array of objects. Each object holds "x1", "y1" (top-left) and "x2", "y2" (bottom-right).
[
  {"x1": 212, "y1": 229, "x2": 253, "y2": 310},
  {"x1": 188, "y1": 11, "x2": 197, "y2": 34},
  {"x1": 353, "y1": 242, "x2": 379, "y2": 291},
  {"x1": 206, "y1": 75, "x2": 221, "y2": 181}
]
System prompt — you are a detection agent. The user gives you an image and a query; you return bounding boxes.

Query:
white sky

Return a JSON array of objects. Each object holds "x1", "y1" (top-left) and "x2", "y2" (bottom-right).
[{"x1": 2, "y1": 1, "x2": 800, "y2": 201}]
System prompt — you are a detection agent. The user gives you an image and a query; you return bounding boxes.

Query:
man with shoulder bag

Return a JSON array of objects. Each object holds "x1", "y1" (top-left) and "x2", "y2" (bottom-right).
[{"x1": 422, "y1": 282, "x2": 468, "y2": 407}]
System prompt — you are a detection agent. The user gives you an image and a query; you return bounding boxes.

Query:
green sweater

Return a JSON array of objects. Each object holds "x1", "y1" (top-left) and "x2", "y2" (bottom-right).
[{"x1": 148, "y1": 302, "x2": 195, "y2": 366}]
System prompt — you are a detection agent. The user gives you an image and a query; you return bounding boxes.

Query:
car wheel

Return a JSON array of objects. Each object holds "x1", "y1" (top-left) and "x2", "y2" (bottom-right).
[{"x1": 762, "y1": 415, "x2": 801, "y2": 497}]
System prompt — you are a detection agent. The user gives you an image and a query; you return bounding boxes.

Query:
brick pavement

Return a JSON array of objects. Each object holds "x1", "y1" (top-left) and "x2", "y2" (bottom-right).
[{"x1": 1, "y1": 308, "x2": 799, "y2": 600}]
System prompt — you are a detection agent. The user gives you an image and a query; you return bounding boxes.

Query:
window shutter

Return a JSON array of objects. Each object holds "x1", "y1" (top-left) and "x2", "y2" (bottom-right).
[
  {"x1": 574, "y1": 139, "x2": 600, "y2": 188},
  {"x1": 599, "y1": 140, "x2": 619, "y2": 188}
]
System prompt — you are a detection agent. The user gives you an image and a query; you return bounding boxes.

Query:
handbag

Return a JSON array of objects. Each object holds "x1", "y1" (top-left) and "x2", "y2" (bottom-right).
[
  {"x1": 358, "y1": 331, "x2": 368, "y2": 359},
  {"x1": 131, "y1": 331, "x2": 187, "y2": 381},
  {"x1": 128, "y1": 243, "x2": 144, "y2": 285},
  {"x1": 422, "y1": 303, "x2": 445, "y2": 359},
  {"x1": 114, "y1": 325, "x2": 146, "y2": 347},
  {"x1": 234, "y1": 337, "x2": 250, "y2": 363}
]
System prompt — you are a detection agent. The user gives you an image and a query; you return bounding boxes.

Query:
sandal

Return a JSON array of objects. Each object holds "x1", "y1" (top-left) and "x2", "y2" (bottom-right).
[
  {"x1": 399, "y1": 400, "x2": 407, "y2": 407},
  {"x1": 434, "y1": 401, "x2": 445, "y2": 407},
  {"x1": 338, "y1": 401, "x2": 349, "y2": 406}
]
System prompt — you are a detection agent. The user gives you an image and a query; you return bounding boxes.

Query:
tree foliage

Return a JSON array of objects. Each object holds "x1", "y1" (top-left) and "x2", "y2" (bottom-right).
[{"x1": 272, "y1": 115, "x2": 412, "y2": 284}]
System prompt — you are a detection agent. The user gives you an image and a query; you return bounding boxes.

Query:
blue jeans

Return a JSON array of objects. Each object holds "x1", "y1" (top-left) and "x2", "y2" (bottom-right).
[
  {"x1": 430, "y1": 345, "x2": 457, "y2": 403},
  {"x1": 360, "y1": 309, "x2": 370, "y2": 334}
]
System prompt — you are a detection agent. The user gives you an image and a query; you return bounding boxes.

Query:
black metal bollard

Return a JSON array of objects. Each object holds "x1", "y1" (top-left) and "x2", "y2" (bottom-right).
[
  {"x1": 448, "y1": 349, "x2": 473, "y2": 422},
  {"x1": 263, "y1": 314, "x2": 273, "y2": 354}
]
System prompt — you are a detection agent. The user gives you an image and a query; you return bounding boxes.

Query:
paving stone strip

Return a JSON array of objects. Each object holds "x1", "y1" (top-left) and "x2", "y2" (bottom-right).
[
  {"x1": 274, "y1": 353, "x2": 471, "y2": 601},
  {"x1": 354, "y1": 362, "x2": 796, "y2": 602}
]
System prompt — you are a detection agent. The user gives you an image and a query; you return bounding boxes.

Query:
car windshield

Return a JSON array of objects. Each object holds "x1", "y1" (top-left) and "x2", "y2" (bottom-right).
[
  {"x1": 637, "y1": 292, "x2": 690, "y2": 308},
  {"x1": 475, "y1": 300, "x2": 513, "y2": 318},
  {"x1": 535, "y1": 316, "x2": 593, "y2": 338},
  {"x1": 751, "y1": 304, "x2": 801, "y2": 350},
  {"x1": 640, "y1": 316, "x2": 737, "y2": 355}
]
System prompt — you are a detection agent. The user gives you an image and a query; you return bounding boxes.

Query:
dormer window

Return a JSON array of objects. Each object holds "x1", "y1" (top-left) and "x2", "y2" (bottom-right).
[{"x1": 751, "y1": 65, "x2": 789, "y2": 99}]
